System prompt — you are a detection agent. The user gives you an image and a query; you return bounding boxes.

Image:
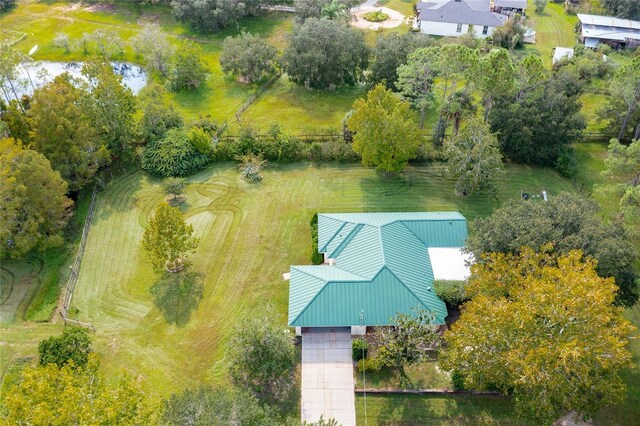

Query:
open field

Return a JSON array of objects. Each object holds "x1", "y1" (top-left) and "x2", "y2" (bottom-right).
[{"x1": 0, "y1": 160, "x2": 576, "y2": 400}]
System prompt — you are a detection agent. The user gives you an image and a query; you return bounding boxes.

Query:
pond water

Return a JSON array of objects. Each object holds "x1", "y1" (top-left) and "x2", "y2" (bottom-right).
[{"x1": 2, "y1": 61, "x2": 147, "y2": 100}]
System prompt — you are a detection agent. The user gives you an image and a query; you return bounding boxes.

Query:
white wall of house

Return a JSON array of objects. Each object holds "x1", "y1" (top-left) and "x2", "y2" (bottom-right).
[
  {"x1": 419, "y1": 20, "x2": 496, "y2": 37},
  {"x1": 351, "y1": 326, "x2": 366, "y2": 336}
]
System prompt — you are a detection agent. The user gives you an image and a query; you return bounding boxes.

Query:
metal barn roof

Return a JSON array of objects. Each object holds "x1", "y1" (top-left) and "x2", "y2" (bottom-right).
[
  {"x1": 288, "y1": 212, "x2": 469, "y2": 328},
  {"x1": 577, "y1": 13, "x2": 640, "y2": 30}
]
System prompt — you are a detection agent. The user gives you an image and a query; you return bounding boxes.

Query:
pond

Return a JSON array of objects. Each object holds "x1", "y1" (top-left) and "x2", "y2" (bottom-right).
[{"x1": 2, "y1": 61, "x2": 147, "y2": 101}]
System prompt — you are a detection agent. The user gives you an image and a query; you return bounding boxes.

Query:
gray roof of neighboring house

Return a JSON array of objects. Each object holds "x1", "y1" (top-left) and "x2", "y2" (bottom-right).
[
  {"x1": 418, "y1": 0, "x2": 504, "y2": 27},
  {"x1": 494, "y1": 0, "x2": 527, "y2": 9},
  {"x1": 418, "y1": 0, "x2": 489, "y2": 12}
]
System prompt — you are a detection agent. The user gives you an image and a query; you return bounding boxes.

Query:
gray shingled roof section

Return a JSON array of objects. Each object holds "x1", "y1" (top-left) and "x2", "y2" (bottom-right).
[
  {"x1": 417, "y1": 1, "x2": 439, "y2": 10},
  {"x1": 494, "y1": 0, "x2": 527, "y2": 9},
  {"x1": 418, "y1": 1, "x2": 504, "y2": 27}
]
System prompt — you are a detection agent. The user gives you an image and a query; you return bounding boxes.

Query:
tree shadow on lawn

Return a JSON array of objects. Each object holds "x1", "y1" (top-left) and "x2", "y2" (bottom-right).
[{"x1": 150, "y1": 270, "x2": 203, "y2": 327}]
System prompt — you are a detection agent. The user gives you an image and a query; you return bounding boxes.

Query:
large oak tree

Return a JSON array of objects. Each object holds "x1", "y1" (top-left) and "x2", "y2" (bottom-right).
[
  {"x1": 282, "y1": 18, "x2": 369, "y2": 90},
  {"x1": 441, "y1": 248, "x2": 634, "y2": 422}
]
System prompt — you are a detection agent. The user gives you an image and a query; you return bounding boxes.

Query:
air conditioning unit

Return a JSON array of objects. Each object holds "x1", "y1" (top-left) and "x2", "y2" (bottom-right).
[{"x1": 327, "y1": 258, "x2": 337, "y2": 266}]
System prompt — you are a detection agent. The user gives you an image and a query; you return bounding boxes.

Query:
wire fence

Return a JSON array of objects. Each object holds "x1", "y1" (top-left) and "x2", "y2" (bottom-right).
[
  {"x1": 234, "y1": 71, "x2": 282, "y2": 124},
  {"x1": 59, "y1": 186, "x2": 98, "y2": 331}
]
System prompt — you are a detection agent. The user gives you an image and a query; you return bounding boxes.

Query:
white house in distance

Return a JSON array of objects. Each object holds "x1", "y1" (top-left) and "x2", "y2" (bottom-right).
[
  {"x1": 417, "y1": 0, "x2": 507, "y2": 38},
  {"x1": 577, "y1": 13, "x2": 640, "y2": 49}
]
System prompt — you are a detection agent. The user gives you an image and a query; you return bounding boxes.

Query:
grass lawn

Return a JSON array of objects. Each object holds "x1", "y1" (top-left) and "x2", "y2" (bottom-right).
[
  {"x1": 354, "y1": 361, "x2": 452, "y2": 390},
  {"x1": 381, "y1": 0, "x2": 416, "y2": 17},
  {"x1": 355, "y1": 393, "x2": 531, "y2": 425},
  {"x1": 0, "y1": 160, "x2": 576, "y2": 401},
  {"x1": 238, "y1": 77, "x2": 366, "y2": 133},
  {"x1": 525, "y1": 0, "x2": 578, "y2": 66}
]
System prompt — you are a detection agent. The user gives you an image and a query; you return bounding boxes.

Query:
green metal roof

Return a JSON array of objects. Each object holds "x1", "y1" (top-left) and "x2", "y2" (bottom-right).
[{"x1": 288, "y1": 212, "x2": 468, "y2": 327}]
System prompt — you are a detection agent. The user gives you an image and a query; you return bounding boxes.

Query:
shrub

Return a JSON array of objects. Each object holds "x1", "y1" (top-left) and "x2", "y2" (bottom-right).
[
  {"x1": 363, "y1": 11, "x2": 388, "y2": 22},
  {"x1": 310, "y1": 213, "x2": 324, "y2": 264},
  {"x1": 38, "y1": 327, "x2": 92, "y2": 369},
  {"x1": 434, "y1": 280, "x2": 468, "y2": 306},
  {"x1": 189, "y1": 126, "x2": 214, "y2": 156},
  {"x1": 320, "y1": 139, "x2": 359, "y2": 162},
  {"x1": 451, "y1": 370, "x2": 466, "y2": 390},
  {"x1": 142, "y1": 128, "x2": 211, "y2": 177},
  {"x1": 352, "y1": 338, "x2": 369, "y2": 361},
  {"x1": 554, "y1": 149, "x2": 578, "y2": 178},
  {"x1": 237, "y1": 153, "x2": 267, "y2": 182},
  {"x1": 357, "y1": 356, "x2": 382, "y2": 373}
]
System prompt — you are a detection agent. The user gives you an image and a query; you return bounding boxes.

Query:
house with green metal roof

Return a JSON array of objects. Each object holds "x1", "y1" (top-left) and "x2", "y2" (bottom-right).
[{"x1": 287, "y1": 212, "x2": 470, "y2": 335}]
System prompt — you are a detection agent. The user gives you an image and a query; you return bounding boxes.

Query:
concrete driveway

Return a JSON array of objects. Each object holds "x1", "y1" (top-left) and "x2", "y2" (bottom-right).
[{"x1": 301, "y1": 328, "x2": 356, "y2": 425}]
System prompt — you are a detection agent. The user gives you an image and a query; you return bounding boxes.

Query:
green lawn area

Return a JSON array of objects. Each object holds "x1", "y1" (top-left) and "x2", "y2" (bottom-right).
[
  {"x1": 382, "y1": 0, "x2": 416, "y2": 17},
  {"x1": 525, "y1": 0, "x2": 578, "y2": 66},
  {"x1": 354, "y1": 361, "x2": 452, "y2": 390},
  {"x1": 0, "y1": 160, "x2": 577, "y2": 401},
  {"x1": 355, "y1": 393, "x2": 531, "y2": 425},
  {"x1": 239, "y1": 77, "x2": 366, "y2": 133}
]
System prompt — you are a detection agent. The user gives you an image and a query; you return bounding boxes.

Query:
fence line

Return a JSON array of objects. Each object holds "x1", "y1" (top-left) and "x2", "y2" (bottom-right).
[
  {"x1": 214, "y1": 131, "x2": 616, "y2": 144},
  {"x1": 234, "y1": 71, "x2": 282, "y2": 123},
  {"x1": 60, "y1": 187, "x2": 98, "y2": 330},
  {"x1": 258, "y1": 4, "x2": 296, "y2": 12},
  {"x1": 1, "y1": 29, "x2": 28, "y2": 46}
]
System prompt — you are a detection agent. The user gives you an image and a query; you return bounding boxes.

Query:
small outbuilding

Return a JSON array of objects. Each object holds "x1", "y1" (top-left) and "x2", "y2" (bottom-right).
[
  {"x1": 287, "y1": 212, "x2": 470, "y2": 336},
  {"x1": 552, "y1": 47, "x2": 574, "y2": 64}
]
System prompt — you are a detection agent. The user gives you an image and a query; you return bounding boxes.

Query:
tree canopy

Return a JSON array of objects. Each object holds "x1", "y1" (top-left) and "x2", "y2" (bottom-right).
[
  {"x1": 466, "y1": 192, "x2": 639, "y2": 306},
  {"x1": 396, "y1": 47, "x2": 438, "y2": 128},
  {"x1": 608, "y1": 56, "x2": 640, "y2": 142},
  {"x1": 0, "y1": 138, "x2": 72, "y2": 259},
  {"x1": 369, "y1": 33, "x2": 432, "y2": 91},
  {"x1": 601, "y1": 0, "x2": 640, "y2": 20},
  {"x1": 220, "y1": 32, "x2": 278, "y2": 83},
  {"x1": 161, "y1": 387, "x2": 281, "y2": 425},
  {"x1": 167, "y1": 41, "x2": 209, "y2": 91},
  {"x1": 170, "y1": 0, "x2": 260, "y2": 32},
  {"x1": 443, "y1": 118, "x2": 504, "y2": 196},
  {"x1": 490, "y1": 71, "x2": 585, "y2": 170},
  {"x1": 603, "y1": 138, "x2": 640, "y2": 212},
  {"x1": 282, "y1": 18, "x2": 369, "y2": 90},
  {"x1": 136, "y1": 83, "x2": 184, "y2": 144},
  {"x1": 38, "y1": 327, "x2": 92, "y2": 369},
  {"x1": 373, "y1": 308, "x2": 441, "y2": 370},
  {"x1": 82, "y1": 59, "x2": 137, "y2": 157},
  {"x1": 130, "y1": 24, "x2": 174, "y2": 76},
  {"x1": 348, "y1": 85, "x2": 422, "y2": 174},
  {"x1": 228, "y1": 308, "x2": 296, "y2": 404},
  {"x1": 440, "y1": 248, "x2": 634, "y2": 422},
  {"x1": 28, "y1": 74, "x2": 110, "y2": 192},
  {"x1": 3, "y1": 355, "x2": 153, "y2": 425},
  {"x1": 142, "y1": 202, "x2": 199, "y2": 271},
  {"x1": 141, "y1": 128, "x2": 210, "y2": 177}
]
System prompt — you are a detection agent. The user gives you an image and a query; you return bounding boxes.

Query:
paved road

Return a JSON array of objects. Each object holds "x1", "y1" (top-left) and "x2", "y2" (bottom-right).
[{"x1": 301, "y1": 328, "x2": 356, "y2": 425}]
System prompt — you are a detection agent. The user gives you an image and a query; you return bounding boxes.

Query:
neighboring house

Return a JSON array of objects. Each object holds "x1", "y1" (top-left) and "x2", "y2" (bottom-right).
[
  {"x1": 552, "y1": 47, "x2": 574, "y2": 65},
  {"x1": 577, "y1": 13, "x2": 640, "y2": 48},
  {"x1": 493, "y1": 0, "x2": 527, "y2": 14},
  {"x1": 417, "y1": 0, "x2": 507, "y2": 38},
  {"x1": 287, "y1": 212, "x2": 470, "y2": 335}
]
